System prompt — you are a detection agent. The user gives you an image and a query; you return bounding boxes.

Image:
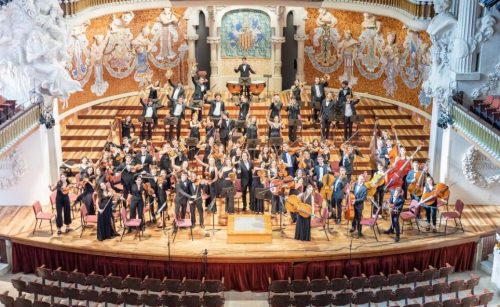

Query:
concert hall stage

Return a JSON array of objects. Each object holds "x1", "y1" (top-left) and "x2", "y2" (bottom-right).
[{"x1": 1, "y1": 204, "x2": 498, "y2": 291}]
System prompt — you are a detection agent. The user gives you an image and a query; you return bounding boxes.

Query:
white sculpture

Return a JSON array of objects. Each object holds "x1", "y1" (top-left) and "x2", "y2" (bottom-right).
[
  {"x1": 90, "y1": 35, "x2": 110, "y2": 96},
  {"x1": 0, "y1": 0, "x2": 81, "y2": 104},
  {"x1": 153, "y1": 8, "x2": 179, "y2": 61},
  {"x1": 355, "y1": 13, "x2": 385, "y2": 80},
  {"x1": 337, "y1": 30, "x2": 359, "y2": 85},
  {"x1": 312, "y1": 8, "x2": 340, "y2": 65},
  {"x1": 381, "y1": 32, "x2": 400, "y2": 97}
]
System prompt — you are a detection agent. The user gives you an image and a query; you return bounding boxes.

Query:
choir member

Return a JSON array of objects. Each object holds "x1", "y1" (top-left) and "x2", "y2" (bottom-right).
[
  {"x1": 310, "y1": 75, "x2": 329, "y2": 123},
  {"x1": 320, "y1": 92, "x2": 336, "y2": 140}
]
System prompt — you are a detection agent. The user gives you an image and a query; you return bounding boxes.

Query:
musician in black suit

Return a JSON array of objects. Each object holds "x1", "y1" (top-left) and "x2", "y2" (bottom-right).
[
  {"x1": 139, "y1": 97, "x2": 164, "y2": 140},
  {"x1": 237, "y1": 151, "x2": 253, "y2": 211},
  {"x1": 286, "y1": 97, "x2": 300, "y2": 142},
  {"x1": 219, "y1": 111, "x2": 233, "y2": 147},
  {"x1": 237, "y1": 95, "x2": 250, "y2": 120},
  {"x1": 331, "y1": 167, "x2": 348, "y2": 224},
  {"x1": 207, "y1": 93, "x2": 225, "y2": 138},
  {"x1": 320, "y1": 92, "x2": 336, "y2": 140},
  {"x1": 350, "y1": 175, "x2": 368, "y2": 237},
  {"x1": 167, "y1": 94, "x2": 186, "y2": 140},
  {"x1": 133, "y1": 144, "x2": 153, "y2": 174},
  {"x1": 384, "y1": 187, "x2": 404, "y2": 242},
  {"x1": 168, "y1": 78, "x2": 185, "y2": 101},
  {"x1": 191, "y1": 75, "x2": 208, "y2": 120},
  {"x1": 338, "y1": 80, "x2": 352, "y2": 103},
  {"x1": 130, "y1": 175, "x2": 146, "y2": 230},
  {"x1": 234, "y1": 57, "x2": 256, "y2": 97},
  {"x1": 310, "y1": 76, "x2": 329, "y2": 123},
  {"x1": 312, "y1": 155, "x2": 330, "y2": 189},
  {"x1": 339, "y1": 145, "x2": 355, "y2": 182},
  {"x1": 174, "y1": 172, "x2": 195, "y2": 220},
  {"x1": 340, "y1": 94, "x2": 360, "y2": 141},
  {"x1": 116, "y1": 154, "x2": 135, "y2": 201},
  {"x1": 121, "y1": 115, "x2": 136, "y2": 139},
  {"x1": 188, "y1": 172, "x2": 204, "y2": 228},
  {"x1": 281, "y1": 143, "x2": 297, "y2": 176}
]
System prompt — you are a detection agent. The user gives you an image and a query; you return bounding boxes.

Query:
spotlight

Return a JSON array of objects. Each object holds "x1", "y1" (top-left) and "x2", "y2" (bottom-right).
[
  {"x1": 39, "y1": 111, "x2": 55, "y2": 129},
  {"x1": 437, "y1": 111, "x2": 454, "y2": 130}
]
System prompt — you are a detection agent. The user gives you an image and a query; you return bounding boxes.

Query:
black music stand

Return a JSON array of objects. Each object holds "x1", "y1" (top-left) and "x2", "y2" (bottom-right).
[
  {"x1": 139, "y1": 116, "x2": 154, "y2": 140},
  {"x1": 247, "y1": 138, "x2": 259, "y2": 159},
  {"x1": 206, "y1": 198, "x2": 222, "y2": 238},
  {"x1": 269, "y1": 137, "x2": 283, "y2": 155},
  {"x1": 255, "y1": 187, "x2": 272, "y2": 213},
  {"x1": 221, "y1": 186, "x2": 237, "y2": 213}
]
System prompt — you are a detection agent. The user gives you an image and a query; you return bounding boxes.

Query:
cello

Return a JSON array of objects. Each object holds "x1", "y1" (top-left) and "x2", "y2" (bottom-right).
[
  {"x1": 385, "y1": 145, "x2": 422, "y2": 191},
  {"x1": 343, "y1": 181, "x2": 354, "y2": 221},
  {"x1": 408, "y1": 160, "x2": 429, "y2": 197},
  {"x1": 320, "y1": 172, "x2": 335, "y2": 202},
  {"x1": 419, "y1": 183, "x2": 450, "y2": 205},
  {"x1": 285, "y1": 195, "x2": 317, "y2": 218},
  {"x1": 388, "y1": 125, "x2": 399, "y2": 165}
]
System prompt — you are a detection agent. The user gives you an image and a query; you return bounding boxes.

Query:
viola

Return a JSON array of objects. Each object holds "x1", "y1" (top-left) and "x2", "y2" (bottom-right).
[
  {"x1": 385, "y1": 145, "x2": 422, "y2": 191},
  {"x1": 270, "y1": 179, "x2": 283, "y2": 195},
  {"x1": 282, "y1": 175, "x2": 295, "y2": 189},
  {"x1": 277, "y1": 162, "x2": 288, "y2": 177}
]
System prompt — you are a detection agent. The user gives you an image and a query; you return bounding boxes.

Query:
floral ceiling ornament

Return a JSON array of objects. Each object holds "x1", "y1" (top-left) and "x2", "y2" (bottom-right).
[
  {"x1": 462, "y1": 146, "x2": 500, "y2": 188},
  {"x1": 0, "y1": 150, "x2": 27, "y2": 190}
]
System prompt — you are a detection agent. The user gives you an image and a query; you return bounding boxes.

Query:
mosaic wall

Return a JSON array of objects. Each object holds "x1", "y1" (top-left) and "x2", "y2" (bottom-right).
[
  {"x1": 303, "y1": 8, "x2": 431, "y2": 112},
  {"x1": 65, "y1": 8, "x2": 188, "y2": 110}
]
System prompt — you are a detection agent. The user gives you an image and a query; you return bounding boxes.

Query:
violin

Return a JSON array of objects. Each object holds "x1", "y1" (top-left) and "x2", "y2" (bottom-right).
[
  {"x1": 227, "y1": 172, "x2": 237, "y2": 181},
  {"x1": 270, "y1": 178, "x2": 283, "y2": 195},
  {"x1": 282, "y1": 175, "x2": 295, "y2": 189},
  {"x1": 385, "y1": 145, "x2": 422, "y2": 191},
  {"x1": 143, "y1": 182, "x2": 156, "y2": 197},
  {"x1": 277, "y1": 162, "x2": 288, "y2": 177},
  {"x1": 420, "y1": 183, "x2": 450, "y2": 206}
]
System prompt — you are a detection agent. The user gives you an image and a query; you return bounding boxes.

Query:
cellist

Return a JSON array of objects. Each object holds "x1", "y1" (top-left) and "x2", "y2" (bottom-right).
[
  {"x1": 331, "y1": 166, "x2": 348, "y2": 224},
  {"x1": 294, "y1": 184, "x2": 314, "y2": 241},
  {"x1": 405, "y1": 161, "x2": 421, "y2": 200}
]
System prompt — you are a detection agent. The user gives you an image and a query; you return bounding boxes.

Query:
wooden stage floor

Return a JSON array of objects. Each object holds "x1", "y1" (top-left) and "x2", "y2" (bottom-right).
[{"x1": 1, "y1": 203, "x2": 498, "y2": 264}]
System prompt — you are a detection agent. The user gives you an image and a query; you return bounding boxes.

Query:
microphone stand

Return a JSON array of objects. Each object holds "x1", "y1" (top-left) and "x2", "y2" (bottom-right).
[{"x1": 207, "y1": 198, "x2": 221, "y2": 238}]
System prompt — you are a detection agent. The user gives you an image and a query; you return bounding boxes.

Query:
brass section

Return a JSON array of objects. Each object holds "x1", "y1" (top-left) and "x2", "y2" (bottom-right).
[{"x1": 60, "y1": 1, "x2": 434, "y2": 19}]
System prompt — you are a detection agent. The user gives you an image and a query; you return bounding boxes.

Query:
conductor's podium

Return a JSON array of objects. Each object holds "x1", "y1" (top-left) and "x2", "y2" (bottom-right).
[{"x1": 227, "y1": 214, "x2": 272, "y2": 243}]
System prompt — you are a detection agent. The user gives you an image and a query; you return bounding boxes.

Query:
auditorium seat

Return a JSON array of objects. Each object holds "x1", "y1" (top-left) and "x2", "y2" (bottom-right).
[
  {"x1": 390, "y1": 287, "x2": 412, "y2": 305},
  {"x1": 121, "y1": 291, "x2": 142, "y2": 306},
  {"x1": 35, "y1": 265, "x2": 55, "y2": 286},
  {"x1": 79, "y1": 287, "x2": 100, "y2": 305},
  {"x1": 98, "y1": 289, "x2": 122, "y2": 306},
  {"x1": 52, "y1": 268, "x2": 70, "y2": 287},
  {"x1": 351, "y1": 290, "x2": 374, "y2": 305},
  {"x1": 404, "y1": 270, "x2": 422, "y2": 288},
  {"x1": 460, "y1": 294, "x2": 479, "y2": 307},
  {"x1": 15, "y1": 296, "x2": 33, "y2": 307},
  {"x1": 386, "y1": 271, "x2": 406, "y2": 288},
  {"x1": 143, "y1": 276, "x2": 165, "y2": 293},
  {"x1": 106, "y1": 274, "x2": 125, "y2": 291},
  {"x1": 348, "y1": 275, "x2": 367, "y2": 292},
  {"x1": 310, "y1": 293, "x2": 332, "y2": 307},
  {"x1": 203, "y1": 278, "x2": 225, "y2": 298},
  {"x1": 464, "y1": 275, "x2": 480, "y2": 295},
  {"x1": 123, "y1": 275, "x2": 144, "y2": 292},
  {"x1": 67, "y1": 270, "x2": 87, "y2": 288},
  {"x1": 164, "y1": 278, "x2": 185, "y2": 295},
  {"x1": 442, "y1": 297, "x2": 460, "y2": 307},
  {"x1": 140, "y1": 293, "x2": 161, "y2": 306},
  {"x1": 269, "y1": 294, "x2": 291, "y2": 307},
  {"x1": 371, "y1": 288, "x2": 392, "y2": 305},
  {"x1": 27, "y1": 280, "x2": 43, "y2": 301},
  {"x1": 268, "y1": 277, "x2": 290, "y2": 298},
  {"x1": 59, "y1": 287, "x2": 80, "y2": 306},
  {"x1": 0, "y1": 291, "x2": 14, "y2": 307},
  {"x1": 409, "y1": 284, "x2": 432, "y2": 304},
  {"x1": 476, "y1": 289, "x2": 494, "y2": 306},
  {"x1": 87, "y1": 272, "x2": 107, "y2": 289},
  {"x1": 308, "y1": 277, "x2": 330, "y2": 294},
  {"x1": 330, "y1": 276, "x2": 348, "y2": 292},
  {"x1": 332, "y1": 291, "x2": 352, "y2": 306},
  {"x1": 182, "y1": 294, "x2": 202, "y2": 307},
  {"x1": 292, "y1": 294, "x2": 311, "y2": 307},
  {"x1": 42, "y1": 282, "x2": 64, "y2": 305},
  {"x1": 417, "y1": 267, "x2": 437, "y2": 285},
  {"x1": 436, "y1": 263, "x2": 455, "y2": 283},
  {"x1": 367, "y1": 273, "x2": 386, "y2": 290},
  {"x1": 11, "y1": 278, "x2": 28, "y2": 297}
]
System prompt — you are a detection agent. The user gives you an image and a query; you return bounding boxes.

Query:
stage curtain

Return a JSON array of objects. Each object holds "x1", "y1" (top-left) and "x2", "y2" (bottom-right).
[{"x1": 11, "y1": 241, "x2": 476, "y2": 292}]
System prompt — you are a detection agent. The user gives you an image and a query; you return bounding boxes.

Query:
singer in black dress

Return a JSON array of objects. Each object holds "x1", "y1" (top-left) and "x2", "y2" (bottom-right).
[
  {"x1": 97, "y1": 183, "x2": 117, "y2": 241},
  {"x1": 295, "y1": 184, "x2": 313, "y2": 241}
]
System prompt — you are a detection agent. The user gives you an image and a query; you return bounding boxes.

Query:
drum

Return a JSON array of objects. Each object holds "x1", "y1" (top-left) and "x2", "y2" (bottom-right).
[
  {"x1": 249, "y1": 81, "x2": 266, "y2": 96},
  {"x1": 226, "y1": 81, "x2": 242, "y2": 95}
]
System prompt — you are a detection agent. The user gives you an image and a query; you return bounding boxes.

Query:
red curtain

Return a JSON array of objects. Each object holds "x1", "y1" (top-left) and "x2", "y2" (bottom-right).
[{"x1": 12, "y1": 241, "x2": 476, "y2": 292}]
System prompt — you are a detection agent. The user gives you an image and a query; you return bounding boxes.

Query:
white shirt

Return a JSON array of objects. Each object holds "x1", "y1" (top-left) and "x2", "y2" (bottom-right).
[
  {"x1": 242, "y1": 64, "x2": 247, "y2": 71},
  {"x1": 200, "y1": 85, "x2": 206, "y2": 92},
  {"x1": 173, "y1": 103, "x2": 182, "y2": 116},
  {"x1": 343, "y1": 88, "x2": 348, "y2": 95},
  {"x1": 325, "y1": 100, "x2": 331, "y2": 107},
  {"x1": 285, "y1": 153, "x2": 292, "y2": 167},
  {"x1": 173, "y1": 87, "x2": 181, "y2": 100},
  {"x1": 354, "y1": 184, "x2": 359, "y2": 194},
  {"x1": 318, "y1": 166, "x2": 324, "y2": 181},
  {"x1": 244, "y1": 161, "x2": 250, "y2": 170},
  {"x1": 345, "y1": 103, "x2": 353, "y2": 117},
  {"x1": 213, "y1": 101, "x2": 222, "y2": 116},
  {"x1": 335, "y1": 178, "x2": 341, "y2": 190},
  {"x1": 145, "y1": 106, "x2": 154, "y2": 118},
  {"x1": 315, "y1": 84, "x2": 321, "y2": 97},
  {"x1": 141, "y1": 155, "x2": 146, "y2": 164}
]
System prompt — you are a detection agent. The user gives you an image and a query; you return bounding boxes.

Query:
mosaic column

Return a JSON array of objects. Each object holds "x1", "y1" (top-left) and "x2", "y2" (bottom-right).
[
  {"x1": 294, "y1": 34, "x2": 308, "y2": 82},
  {"x1": 186, "y1": 34, "x2": 199, "y2": 88},
  {"x1": 207, "y1": 36, "x2": 220, "y2": 89}
]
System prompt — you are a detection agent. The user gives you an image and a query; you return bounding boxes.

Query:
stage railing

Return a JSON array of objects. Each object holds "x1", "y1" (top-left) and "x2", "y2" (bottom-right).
[
  {"x1": 59, "y1": 0, "x2": 434, "y2": 19},
  {"x1": 451, "y1": 103, "x2": 500, "y2": 162},
  {"x1": 0, "y1": 103, "x2": 41, "y2": 154}
]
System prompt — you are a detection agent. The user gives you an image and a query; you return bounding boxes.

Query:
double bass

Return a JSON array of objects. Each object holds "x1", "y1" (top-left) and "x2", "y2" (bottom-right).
[
  {"x1": 408, "y1": 160, "x2": 429, "y2": 197},
  {"x1": 385, "y1": 145, "x2": 422, "y2": 191}
]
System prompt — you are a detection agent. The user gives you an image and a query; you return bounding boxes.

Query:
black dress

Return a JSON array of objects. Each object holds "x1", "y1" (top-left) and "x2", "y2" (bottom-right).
[
  {"x1": 97, "y1": 194, "x2": 115, "y2": 241},
  {"x1": 292, "y1": 86, "x2": 302, "y2": 101},
  {"x1": 81, "y1": 181, "x2": 95, "y2": 215},
  {"x1": 251, "y1": 171, "x2": 265, "y2": 213},
  {"x1": 207, "y1": 168, "x2": 218, "y2": 213},
  {"x1": 295, "y1": 194, "x2": 312, "y2": 241},
  {"x1": 269, "y1": 125, "x2": 281, "y2": 138},
  {"x1": 247, "y1": 123, "x2": 258, "y2": 139},
  {"x1": 220, "y1": 169, "x2": 235, "y2": 213}
]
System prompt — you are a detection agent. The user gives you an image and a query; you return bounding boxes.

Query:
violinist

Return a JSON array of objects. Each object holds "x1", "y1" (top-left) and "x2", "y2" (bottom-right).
[
  {"x1": 251, "y1": 162, "x2": 267, "y2": 214},
  {"x1": 77, "y1": 173, "x2": 96, "y2": 216},
  {"x1": 174, "y1": 172, "x2": 195, "y2": 219},
  {"x1": 290, "y1": 169, "x2": 305, "y2": 196},
  {"x1": 121, "y1": 137, "x2": 135, "y2": 156},
  {"x1": 338, "y1": 80, "x2": 352, "y2": 104},
  {"x1": 350, "y1": 175, "x2": 368, "y2": 237},
  {"x1": 156, "y1": 170, "x2": 169, "y2": 227},
  {"x1": 121, "y1": 115, "x2": 136, "y2": 139},
  {"x1": 310, "y1": 75, "x2": 329, "y2": 124},
  {"x1": 383, "y1": 187, "x2": 404, "y2": 242},
  {"x1": 298, "y1": 150, "x2": 313, "y2": 171},
  {"x1": 188, "y1": 113, "x2": 202, "y2": 160},
  {"x1": 312, "y1": 155, "x2": 330, "y2": 189},
  {"x1": 204, "y1": 116, "x2": 216, "y2": 141},
  {"x1": 423, "y1": 176, "x2": 438, "y2": 233},
  {"x1": 309, "y1": 139, "x2": 321, "y2": 163},
  {"x1": 139, "y1": 97, "x2": 164, "y2": 140},
  {"x1": 258, "y1": 145, "x2": 273, "y2": 168},
  {"x1": 281, "y1": 143, "x2": 297, "y2": 176},
  {"x1": 237, "y1": 95, "x2": 250, "y2": 122},
  {"x1": 269, "y1": 94, "x2": 283, "y2": 120},
  {"x1": 286, "y1": 97, "x2": 300, "y2": 142},
  {"x1": 49, "y1": 174, "x2": 73, "y2": 235},
  {"x1": 290, "y1": 79, "x2": 303, "y2": 102},
  {"x1": 320, "y1": 92, "x2": 335, "y2": 140},
  {"x1": 237, "y1": 151, "x2": 253, "y2": 212},
  {"x1": 246, "y1": 116, "x2": 258, "y2": 140},
  {"x1": 295, "y1": 184, "x2": 314, "y2": 241},
  {"x1": 195, "y1": 155, "x2": 219, "y2": 213},
  {"x1": 331, "y1": 166, "x2": 348, "y2": 224},
  {"x1": 134, "y1": 144, "x2": 153, "y2": 174},
  {"x1": 130, "y1": 175, "x2": 146, "y2": 231},
  {"x1": 339, "y1": 144, "x2": 355, "y2": 182},
  {"x1": 372, "y1": 162, "x2": 386, "y2": 218},
  {"x1": 78, "y1": 156, "x2": 93, "y2": 177},
  {"x1": 159, "y1": 143, "x2": 173, "y2": 171},
  {"x1": 207, "y1": 92, "x2": 225, "y2": 129},
  {"x1": 188, "y1": 172, "x2": 205, "y2": 228},
  {"x1": 96, "y1": 182, "x2": 119, "y2": 241},
  {"x1": 405, "y1": 161, "x2": 421, "y2": 200},
  {"x1": 219, "y1": 157, "x2": 236, "y2": 214},
  {"x1": 145, "y1": 167, "x2": 159, "y2": 223},
  {"x1": 219, "y1": 111, "x2": 234, "y2": 147},
  {"x1": 110, "y1": 145, "x2": 123, "y2": 169},
  {"x1": 167, "y1": 94, "x2": 186, "y2": 140}
]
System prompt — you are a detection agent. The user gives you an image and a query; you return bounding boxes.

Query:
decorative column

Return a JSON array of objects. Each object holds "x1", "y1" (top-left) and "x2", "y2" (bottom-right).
[
  {"x1": 453, "y1": 0, "x2": 479, "y2": 75},
  {"x1": 207, "y1": 36, "x2": 220, "y2": 90},
  {"x1": 294, "y1": 34, "x2": 308, "y2": 82},
  {"x1": 272, "y1": 36, "x2": 286, "y2": 92},
  {"x1": 186, "y1": 34, "x2": 199, "y2": 88}
]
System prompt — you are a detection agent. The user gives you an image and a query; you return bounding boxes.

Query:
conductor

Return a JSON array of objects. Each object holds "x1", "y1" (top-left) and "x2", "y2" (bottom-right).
[{"x1": 234, "y1": 57, "x2": 256, "y2": 97}]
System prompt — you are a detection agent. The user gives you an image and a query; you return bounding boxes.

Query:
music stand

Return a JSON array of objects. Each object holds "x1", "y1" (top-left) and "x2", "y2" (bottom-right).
[
  {"x1": 221, "y1": 186, "x2": 237, "y2": 213},
  {"x1": 268, "y1": 137, "x2": 283, "y2": 155},
  {"x1": 206, "y1": 198, "x2": 221, "y2": 238},
  {"x1": 235, "y1": 120, "x2": 246, "y2": 130},
  {"x1": 255, "y1": 188, "x2": 272, "y2": 214},
  {"x1": 247, "y1": 138, "x2": 259, "y2": 159}
]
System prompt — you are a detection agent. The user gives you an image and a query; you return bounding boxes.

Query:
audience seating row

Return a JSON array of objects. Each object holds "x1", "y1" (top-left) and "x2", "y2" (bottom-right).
[{"x1": 471, "y1": 95, "x2": 500, "y2": 129}]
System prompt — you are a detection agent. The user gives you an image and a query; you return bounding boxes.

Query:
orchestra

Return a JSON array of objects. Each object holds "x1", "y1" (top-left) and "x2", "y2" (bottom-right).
[{"x1": 55, "y1": 64, "x2": 449, "y2": 245}]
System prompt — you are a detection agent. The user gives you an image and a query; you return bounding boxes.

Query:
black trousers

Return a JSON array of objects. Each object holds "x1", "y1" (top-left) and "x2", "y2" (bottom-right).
[
  {"x1": 390, "y1": 213, "x2": 401, "y2": 236},
  {"x1": 56, "y1": 197, "x2": 71, "y2": 228},
  {"x1": 141, "y1": 122, "x2": 153, "y2": 140},
  {"x1": 241, "y1": 183, "x2": 251, "y2": 210},
  {"x1": 373, "y1": 186, "x2": 384, "y2": 215},
  {"x1": 321, "y1": 117, "x2": 331, "y2": 140},
  {"x1": 175, "y1": 200, "x2": 187, "y2": 219},
  {"x1": 190, "y1": 201, "x2": 204, "y2": 226},
  {"x1": 288, "y1": 124, "x2": 298, "y2": 142},
  {"x1": 331, "y1": 197, "x2": 343, "y2": 222},
  {"x1": 351, "y1": 203, "x2": 364, "y2": 233},
  {"x1": 312, "y1": 99, "x2": 321, "y2": 122},
  {"x1": 130, "y1": 196, "x2": 144, "y2": 228},
  {"x1": 344, "y1": 116, "x2": 353, "y2": 141},
  {"x1": 146, "y1": 195, "x2": 156, "y2": 220}
]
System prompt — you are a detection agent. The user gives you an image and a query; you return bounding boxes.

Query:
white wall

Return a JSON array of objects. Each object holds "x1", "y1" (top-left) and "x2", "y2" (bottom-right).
[
  {"x1": 444, "y1": 129, "x2": 500, "y2": 205},
  {"x1": 0, "y1": 127, "x2": 52, "y2": 206}
]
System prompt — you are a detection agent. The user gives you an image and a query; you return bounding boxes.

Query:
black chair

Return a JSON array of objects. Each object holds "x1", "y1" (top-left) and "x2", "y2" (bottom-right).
[
  {"x1": 371, "y1": 289, "x2": 392, "y2": 305},
  {"x1": 184, "y1": 279, "x2": 204, "y2": 294},
  {"x1": 203, "y1": 294, "x2": 225, "y2": 307},
  {"x1": 438, "y1": 264, "x2": 455, "y2": 283},
  {"x1": 460, "y1": 295, "x2": 479, "y2": 307},
  {"x1": 409, "y1": 285, "x2": 432, "y2": 304},
  {"x1": 332, "y1": 291, "x2": 352, "y2": 306},
  {"x1": 60, "y1": 287, "x2": 80, "y2": 306},
  {"x1": 309, "y1": 277, "x2": 330, "y2": 294},
  {"x1": 98, "y1": 290, "x2": 123, "y2": 307},
  {"x1": 41, "y1": 282, "x2": 64, "y2": 304},
  {"x1": 351, "y1": 290, "x2": 374, "y2": 306},
  {"x1": 67, "y1": 270, "x2": 88, "y2": 288},
  {"x1": 203, "y1": 278, "x2": 225, "y2": 296},
  {"x1": 105, "y1": 274, "x2": 125, "y2": 291},
  {"x1": 35, "y1": 266, "x2": 55, "y2": 286},
  {"x1": 52, "y1": 268, "x2": 70, "y2": 287},
  {"x1": 0, "y1": 291, "x2": 14, "y2": 307},
  {"x1": 330, "y1": 276, "x2": 348, "y2": 292},
  {"x1": 289, "y1": 278, "x2": 309, "y2": 294},
  {"x1": 269, "y1": 294, "x2": 292, "y2": 307},
  {"x1": 78, "y1": 287, "x2": 100, "y2": 306},
  {"x1": 121, "y1": 291, "x2": 142, "y2": 306},
  {"x1": 442, "y1": 298, "x2": 460, "y2": 307},
  {"x1": 14, "y1": 296, "x2": 33, "y2": 307},
  {"x1": 292, "y1": 294, "x2": 311, "y2": 307},
  {"x1": 348, "y1": 275, "x2": 367, "y2": 292},
  {"x1": 477, "y1": 290, "x2": 494, "y2": 306},
  {"x1": 418, "y1": 267, "x2": 437, "y2": 285},
  {"x1": 390, "y1": 287, "x2": 411, "y2": 306},
  {"x1": 367, "y1": 273, "x2": 386, "y2": 290},
  {"x1": 143, "y1": 276, "x2": 165, "y2": 293},
  {"x1": 464, "y1": 275, "x2": 480, "y2": 295},
  {"x1": 182, "y1": 294, "x2": 202, "y2": 307},
  {"x1": 87, "y1": 272, "x2": 107, "y2": 289},
  {"x1": 27, "y1": 281, "x2": 44, "y2": 301},
  {"x1": 123, "y1": 275, "x2": 144, "y2": 292},
  {"x1": 164, "y1": 278, "x2": 185, "y2": 295},
  {"x1": 140, "y1": 293, "x2": 161, "y2": 307},
  {"x1": 446, "y1": 279, "x2": 465, "y2": 299},
  {"x1": 11, "y1": 278, "x2": 28, "y2": 297},
  {"x1": 32, "y1": 301, "x2": 50, "y2": 307},
  {"x1": 386, "y1": 271, "x2": 406, "y2": 288},
  {"x1": 160, "y1": 294, "x2": 182, "y2": 307},
  {"x1": 404, "y1": 270, "x2": 421, "y2": 287}
]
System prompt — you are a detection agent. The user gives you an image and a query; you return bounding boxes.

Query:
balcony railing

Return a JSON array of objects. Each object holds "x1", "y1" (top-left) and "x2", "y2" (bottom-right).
[
  {"x1": 451, "y1": 103, "x2": 500, "y2": 162},
  {"x1": 0, "y1": 103, "x2": 42, "y2": 154},
  {"x1": 59, "y1": 0, "x2": 434, "y2": 19}
]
